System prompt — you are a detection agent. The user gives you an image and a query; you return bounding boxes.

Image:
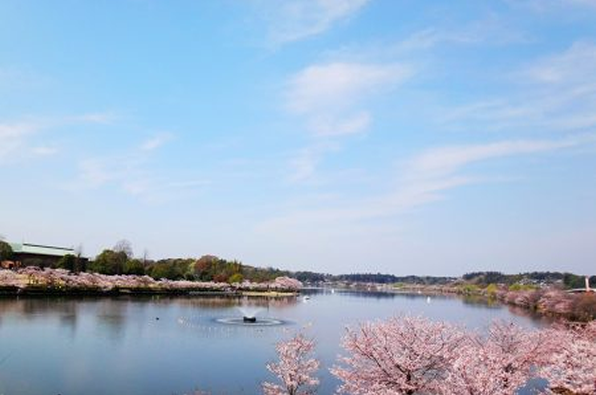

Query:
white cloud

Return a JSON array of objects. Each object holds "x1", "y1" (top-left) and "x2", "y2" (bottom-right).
[
  {"x1": 525, "y1": 41, "x2": 596, "y2": 84},
  {"x1": 287, "y1": 62, "x2": 410, "y2": 116},
  {"x1": 288, "y1": 142, "x2": 339, "y2": 182},
  {"x1": 284, "y1": 61, "x2": 411, "y2": 181},
  {"x1": 261, "y1": 134, "x2": 596, "y2": 231},
  {"x1": 140, "y1": 133, "x2": 173, "y2": 151},
  {"x1": 0, "y1": 114, "x2": 109, "y2": 163},
  {"x1": 71, "y1": 138, "x2": 207, "y2": 203},
  {"x1": 77, "y1": 158, "x2": 117, "y2": 188},
  {"x1": 442, "y1": 42, "x2": 596, "y2": 133},
  {"x1": 258, "y1": 0, "x2": 370, "y2": 44},
  {"x1": 0, "y1": 121, "x2": 39, "y2": 160},
  {"x1": 31, "y1": 146, "x2": 59, "y2": 156},
  {"x1": 306, "y1": 111, "x2": 371, "y2": 137},
  {"x1": 407, "y1": 137, "x2": 587, "y2": 180},
  {"x1": 507, "y1": 0, "x2": 596, "y2": 12}
]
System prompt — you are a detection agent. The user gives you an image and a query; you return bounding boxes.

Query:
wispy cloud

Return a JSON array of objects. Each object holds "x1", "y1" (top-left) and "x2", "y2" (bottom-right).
[
  {"x1": 287, "y1": 62, "x2": 410, "y2": 123},
  {"x1": 255, "y1": 0, "x2": 370, "y2": 45},
  {"x1": 0, "y1": 113, "x2": 112, "y2": 163},
  {"x1": 140, "y1": 133, "x2": 173, "y2": 151},
  {"x1": 0, "y1": 121, "x2": 39, "y2": 162},
  {"x1": 506, "y1": 0, "x2": 596, "y2": 12},
  {"x1": 442, "y1": 41, "x2": 596, "y2": 133},
  {"x1": 30, "y1": 146, "x2": 59, "y2": 156},
  {"x1": 261, "y1": 134, "x2": 596, "y2": 232},
  {"x1": 524, "y1": 41, "x2": 596, "y2": 84},
  {"x1": 394, "y1": 18, "x2": 529, "y2": 53},
  {"x1": 70, "y1": 136, "x2": 207, "y2": 203},
  {"x1": 288, "y1": 141, "x2": 340, "y2": 182},
  {"x1": 284, "y1": 61, "x2": 411, "y2": 181},
  {"x1": 406, "y1": 137, "x2": 589, "y2": 180}
]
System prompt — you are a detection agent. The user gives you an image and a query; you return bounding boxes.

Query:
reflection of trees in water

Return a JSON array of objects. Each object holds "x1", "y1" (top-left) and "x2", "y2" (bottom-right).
[
  {"x1": 506, "y1": 304, "x2": 554, "y2": 325},
  {"x1": 460, "y1": 295, "x2": 501, "y2": 309},
  {"x1": 54, "y1": 300, "x2": 79, "y2": 339},
  {"x1": 311, "y1": 288, "x2": 457, "y2": 302},
  {"x1": 138, "y1": 295, "x2": 300, "y2": 310},
  {"x1": 96, "y1": 300, "x2": 128, "y2": 341},
  {"x1": 0, "y1": 297, "x2": 79, "y2": 316},
  {"x1": 59, "y1": 311, "x2": 78, "y2": 337},
  {"x1": 0, "y1": 298, "x2": 81, "y2": 338}
]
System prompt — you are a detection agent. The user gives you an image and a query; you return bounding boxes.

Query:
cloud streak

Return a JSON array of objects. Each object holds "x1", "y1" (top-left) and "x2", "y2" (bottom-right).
[
  {"x1": 257, "y1": 0, "x2": 370, "y2": 44},
  {"x1": 0, "y1": 114, "x2": 113, "y2": 164},
  {"x1": 441, "y1": 41, "x2": 596, "y2": 133},
  {"x1": 140, "y1": 133, "x2": 173, "y2": 151},
  {"x1": 70, "y1": 136, "x2": 207, "y2": 204},
  {"x1": 261, "y1": 134, "x2": 596, "y2": 232},
  {"x1": 285, "y1": 61, "x2": 411, "y2": 181}
]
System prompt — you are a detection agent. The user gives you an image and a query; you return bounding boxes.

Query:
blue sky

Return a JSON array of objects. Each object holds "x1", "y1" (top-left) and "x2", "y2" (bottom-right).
[{"x1": 1, "y1": 0, "x2": 595, "y2": 275}]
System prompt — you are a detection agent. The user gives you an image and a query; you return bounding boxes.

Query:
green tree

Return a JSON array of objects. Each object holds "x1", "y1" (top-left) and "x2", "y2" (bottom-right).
[
  {"x1": 56, "y1": 254, "x2": 77, "y2": 272},
  {"x1": 149, "y1": 262, "x2": 178, "y2": 280},
  {"x1": 0, "y1": 240, "x2": 13, "y2": 261},
  {"x1": 563, "y1": 273, "x2": 586, "y2": 289},
  {"x1": 124, "y1": 259, "x2": 146, "y2": 275},
  {"x1": 485, "y1": 283, "x2": 499, "y2": 298},
  {"x1": 90, "y1": 249, "x2": 128, "y2": 275},
  {"x1": 228, "y1": 273, "x2": 244, "y2": 284}
]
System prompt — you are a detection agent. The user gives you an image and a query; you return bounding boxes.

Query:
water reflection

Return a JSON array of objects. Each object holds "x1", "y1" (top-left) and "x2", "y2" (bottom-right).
[{"x1": 0, "y1": 291, "x2": 546, "y2": 395}]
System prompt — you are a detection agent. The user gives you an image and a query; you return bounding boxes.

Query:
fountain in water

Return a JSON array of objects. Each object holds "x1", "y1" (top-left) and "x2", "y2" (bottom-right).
[
  {"x1": 238, "y1": 306, "x2": 262, "y2": 323},
  {"x1": 212, "y1": 304, "x2": 286, "y2": 326}
]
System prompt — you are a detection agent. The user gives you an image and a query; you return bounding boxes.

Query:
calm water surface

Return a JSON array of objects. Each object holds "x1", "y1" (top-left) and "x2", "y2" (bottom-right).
[{"x1": 0, "y1": 290, "x2": 548, "y2": 395}]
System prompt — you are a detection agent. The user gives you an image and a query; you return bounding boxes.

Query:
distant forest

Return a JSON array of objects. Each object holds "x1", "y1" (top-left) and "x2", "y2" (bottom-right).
[{"x1": 294, "y1": 271, "x2": 595, "y2": 289}]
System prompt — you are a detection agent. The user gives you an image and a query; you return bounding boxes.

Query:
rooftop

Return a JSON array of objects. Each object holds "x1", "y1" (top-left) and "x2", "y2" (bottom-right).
[{"x1": 9, "y1": 242, "x2": 75, "y2": 257}]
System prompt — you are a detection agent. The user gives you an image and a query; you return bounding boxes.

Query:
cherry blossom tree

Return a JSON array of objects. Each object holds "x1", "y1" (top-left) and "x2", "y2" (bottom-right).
[
  {"x1": 442, "y1": 320, "x2": 552, "y2": 395},
  {"x1": 262, "y1": 333, "x2": 320, "y2": 395},
  {"x1": 332, "y1": 315, "x2": 465, "y2": 395},
  {"x1": 537, "y1": 291, "x2": 574, "y2": 316},
  {"x1": 0, "y1": 267, "x2": 303, "y2": 293},
  {"x1": 540, "y1": 322, "x2": 596, "y2": 395},
  {"x1": 270, "y1": 277, "x2": 303, "y2": 291}
]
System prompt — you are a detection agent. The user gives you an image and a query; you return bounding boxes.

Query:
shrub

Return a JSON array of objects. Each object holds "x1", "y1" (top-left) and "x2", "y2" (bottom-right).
[
  {"x1": 56, "y1": 254, "x2": 77, "y2": 272},
  {"x1": 0, "y1": 241, "x2": 13, "y2": 262}
]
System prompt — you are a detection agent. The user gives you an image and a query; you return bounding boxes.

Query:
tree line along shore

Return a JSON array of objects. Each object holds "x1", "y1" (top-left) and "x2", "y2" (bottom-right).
[{"x1": 0, "y1": 240, "x2": 594, "y2": 320}]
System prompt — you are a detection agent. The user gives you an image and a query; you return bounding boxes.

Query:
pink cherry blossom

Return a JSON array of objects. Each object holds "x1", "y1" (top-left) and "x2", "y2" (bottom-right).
[
  {"x1": 0, "y1": 268, "x2": 301, "y2": 293},
  {"x1": 540, "y1": 323, "x2": 596, "y2": 394},
  {"x1": 442, "y1": 320, "x2": 552, "y2": 395},
  {"x1": 331, "y1": 315, "x2": 465, "y2": 395},
  {"x1": 262, "y1": 333, "x2": 320, "y2": 395}
]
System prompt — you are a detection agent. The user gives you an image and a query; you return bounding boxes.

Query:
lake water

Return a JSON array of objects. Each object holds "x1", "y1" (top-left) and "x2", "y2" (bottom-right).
[{"x1": 0, "y1": 289, "x2": 548, "y2": 395}]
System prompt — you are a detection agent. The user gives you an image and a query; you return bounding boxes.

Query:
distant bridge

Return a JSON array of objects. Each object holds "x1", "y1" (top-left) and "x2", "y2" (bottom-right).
[
  {"x1": 565, "y1": 277, "x2": 594, "y2": 294},
  {"x1": 567, "y1": 288, "x2": 595, "y2": 294}
]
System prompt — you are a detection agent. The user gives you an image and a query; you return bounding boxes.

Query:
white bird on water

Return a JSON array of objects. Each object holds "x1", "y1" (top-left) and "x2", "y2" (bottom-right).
[{"x1": 426, "y1": 296, "x2": 431, "y2": 304}]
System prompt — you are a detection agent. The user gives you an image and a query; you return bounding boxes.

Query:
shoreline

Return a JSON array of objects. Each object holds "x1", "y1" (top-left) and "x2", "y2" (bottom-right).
[
  {"x1": 0, "y1": 286, "x2": 297, "y2": 298},
  {"x1": 323, "y1": 283, "x2": 595, "y2": 322},
  {"x1": 0, "y1": 267, "x2": 302, "y2": 298}
]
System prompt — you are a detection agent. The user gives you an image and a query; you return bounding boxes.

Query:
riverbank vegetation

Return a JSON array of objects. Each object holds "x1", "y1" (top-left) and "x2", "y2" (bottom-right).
[
  {"x1": 0, "y1": 267, "x2": 301, "y2": 296},
  {"x1": 1, "y1": 240, "x2": 593, "y2": 319},
  {"x1": 389, "y1": 280, "x2": 596, "y2": 321}
]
